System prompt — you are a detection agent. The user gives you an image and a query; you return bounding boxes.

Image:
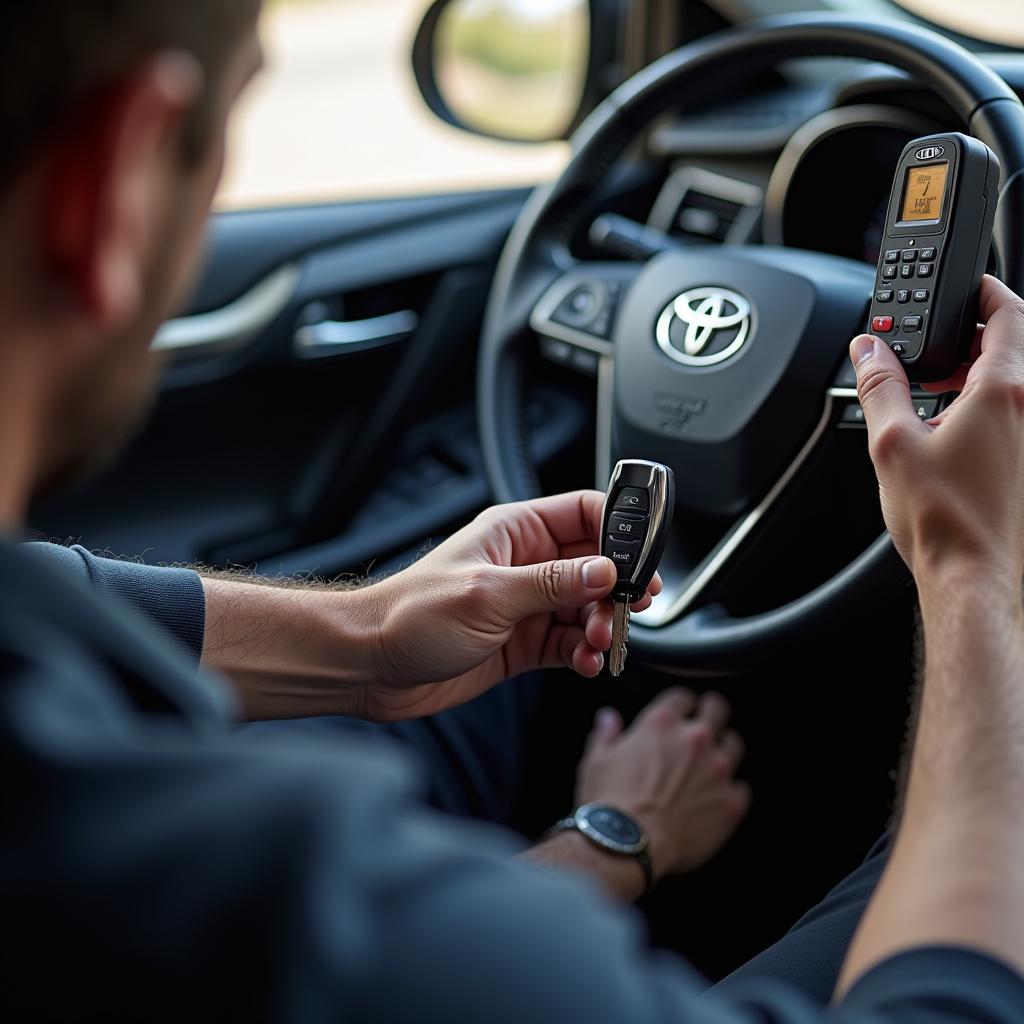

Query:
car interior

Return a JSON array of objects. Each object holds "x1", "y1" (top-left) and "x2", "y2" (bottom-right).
[{"x1": 28, "y1": 0, "x2": 1024, "y2": 983}]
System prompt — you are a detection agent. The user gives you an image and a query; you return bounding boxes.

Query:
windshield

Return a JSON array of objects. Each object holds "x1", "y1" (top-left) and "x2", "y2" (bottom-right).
[{"x1": 896, "y1": 0, "x2": 1024, "y2": 47}]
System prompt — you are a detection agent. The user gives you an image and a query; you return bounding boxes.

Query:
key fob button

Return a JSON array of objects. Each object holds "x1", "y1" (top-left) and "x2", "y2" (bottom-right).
[
  {"x1": 606, "y1": 537, "x2": 641, "y2": 570},
  {"x1": 614, "y1": 488, "x2": 649, "y2": 513},
  {"x1": 608, "y1": 512, "x2": 647, "y2": 542}
]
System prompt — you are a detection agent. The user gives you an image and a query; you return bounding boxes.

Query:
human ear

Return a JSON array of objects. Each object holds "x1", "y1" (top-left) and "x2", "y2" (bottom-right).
[{"x1": 42, "y1": 52, "x2": 203, "y2": 330}]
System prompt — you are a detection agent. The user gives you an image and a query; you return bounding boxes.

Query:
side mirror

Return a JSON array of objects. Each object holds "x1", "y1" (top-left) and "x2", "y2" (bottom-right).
[{"x1": 413, "y1": 0, "x2": 608, "y2": 143}]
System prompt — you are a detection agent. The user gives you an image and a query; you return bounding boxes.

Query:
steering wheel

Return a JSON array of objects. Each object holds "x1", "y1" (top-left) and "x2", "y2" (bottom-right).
[{"x1": 477, "y1": 12, "x2": 1024, "y2": 671}]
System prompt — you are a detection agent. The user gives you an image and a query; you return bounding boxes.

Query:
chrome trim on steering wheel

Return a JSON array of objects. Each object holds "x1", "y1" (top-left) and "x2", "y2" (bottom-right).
[{"x1": 632, "y1": 395, "x2": 836, "y2": 628}]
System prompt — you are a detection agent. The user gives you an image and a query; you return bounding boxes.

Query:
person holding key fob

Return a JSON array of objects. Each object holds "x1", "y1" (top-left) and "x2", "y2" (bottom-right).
[{"x1": 6, "y1": 3, "x2": 1024, "y2": 1022}]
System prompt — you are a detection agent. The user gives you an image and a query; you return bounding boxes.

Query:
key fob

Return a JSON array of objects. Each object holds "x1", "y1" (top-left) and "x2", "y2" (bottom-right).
[{"x1": 600, "y1": 460, "x2": 675, "y2": 603}]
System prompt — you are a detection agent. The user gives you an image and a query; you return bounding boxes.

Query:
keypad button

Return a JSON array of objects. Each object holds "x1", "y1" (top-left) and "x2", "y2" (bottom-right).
[
  {"x1": 918, "y1": 263, "x2": 934, "y2": 278},
  {"x1": 897, "y1": 289, "x2": 911, "y2": 304},
  {"x1": 901, "y1": 249, "x2": 919, "y2": 262},
  {"x1": 605, "y1": 537, "x2": 640, "y2": 570},
  {"x1": 882, "y1": 266, "x2": 898, "y2": 280},
  {"x1": 900, "y1": 265, "x2": 914, "y2": 279},
  {"x1": 919, "y1": 247, "x2": 936, "y2": 261},
  {"x1": 614, "y1": 488, "x2": 648, "y2": 513},
  {"x1": 884, "y1": 250, "x2": 900, "y2": 264},
  {"x1": 891, "y1": 342, "x2": 906, "y2": 355},
  {"x1": 875, "y1": 290, "x2": 894, "y2": 303},
  {"x1": 608, "y1": 512, "x2": 647, "y2": 542},
  {"x1": 872, "y1": 315, "x2": 894, "y2": 333},
  {"x1": 901, "y1": 315, "x2": 923, "y2": 333},
  {"x1": 913, "y1": 289, "x2": 930, "y2": 303}
]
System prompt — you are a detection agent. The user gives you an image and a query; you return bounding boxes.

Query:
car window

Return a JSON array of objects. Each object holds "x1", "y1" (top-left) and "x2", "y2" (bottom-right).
[
  {"x1": 216, "y1": 0, "x2": 572, "y2": 211},
  {"x1": 895, "y1": 0, "x2": 1024, "y2": 48}
]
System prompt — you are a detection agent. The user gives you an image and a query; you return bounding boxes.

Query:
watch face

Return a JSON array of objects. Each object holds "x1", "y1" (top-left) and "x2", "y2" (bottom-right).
[{"x1": 578, "y1": 804, "x2": 644, "y2": 852}]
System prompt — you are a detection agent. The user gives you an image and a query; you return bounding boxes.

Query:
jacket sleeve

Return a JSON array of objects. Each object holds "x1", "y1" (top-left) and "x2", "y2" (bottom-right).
[{"x1": 22, "y1": 542, "x2": 205, "y2": 662}]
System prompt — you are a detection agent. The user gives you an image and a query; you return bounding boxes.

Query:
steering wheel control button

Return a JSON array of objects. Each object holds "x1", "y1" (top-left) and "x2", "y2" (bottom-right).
[
  {"x1": 841, "y1": 404, "x2": 867, "y2": 426},
  {"x1": 901, "y1": 249, "x2": 919, "y2": 262},
  {"x1": 614, "y1": 488, "x2": 649, "y2": 513},
  {"x1": 913, "y1": 289, "x2": 930, "y2": 303},
  {"x1": 875, "y1": 290, "x2": 893, "y2": 303},
  {"x1": 871, "y1": 315, "x2": 895, "y2": 333},
  {"x1": 901, "y1": 315, "x2": 924, "y2": 333},
  {"x1": 552, "y1": 283, "x2": 610, "y2": 334},
  {"x1": 918, "y1": 262, "x2": 934, "y2": 278},
  {"x1": 884, "y1": 250, "x2": 900, "y2": 264},
  {"x1": 897, "y1": 289, "x2": 911, "y2": 303},
  {"x1": 608, "y1": 512, "x2": 648, "y2": 543},
  {"x1": 919, "y1": 247, "x2": 937, "y2": 261},
  {"x1": 914, "y1": 399, "x2": 940, "y2": 420}
]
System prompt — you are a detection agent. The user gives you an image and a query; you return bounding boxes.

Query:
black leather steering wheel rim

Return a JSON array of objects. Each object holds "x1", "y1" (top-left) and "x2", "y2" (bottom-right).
[{"x1": 477, "y1": 12, "x2": 1024, "y2": 669}]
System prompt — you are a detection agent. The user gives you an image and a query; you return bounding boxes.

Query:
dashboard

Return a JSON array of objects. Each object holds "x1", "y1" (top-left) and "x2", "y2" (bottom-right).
[{"x1": 642, "y1": 54, "x2": 1024, "y2": 267}]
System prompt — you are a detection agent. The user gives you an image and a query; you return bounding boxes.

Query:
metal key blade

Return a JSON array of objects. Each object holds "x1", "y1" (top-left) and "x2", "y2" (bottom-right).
[{"x1": 609, "y1": 599, "x2": 630, "y2": 677}]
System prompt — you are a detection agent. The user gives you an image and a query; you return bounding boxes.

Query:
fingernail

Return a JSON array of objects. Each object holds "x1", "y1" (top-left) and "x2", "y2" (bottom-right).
[
  {"x1": 849, "y1": 335, "x2": 877, "y2": 367},
  {"x1": 582, "y1": 557, "x2": 614, "y2": 589}
]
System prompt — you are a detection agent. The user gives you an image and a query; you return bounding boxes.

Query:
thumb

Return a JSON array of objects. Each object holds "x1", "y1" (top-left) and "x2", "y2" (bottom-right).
[
  {"x1": 506, "y1": 556, "x2": 617, "y2": 618},
  {"x1": 850, "y1": 334, "x2": 926, "y2": 454}
]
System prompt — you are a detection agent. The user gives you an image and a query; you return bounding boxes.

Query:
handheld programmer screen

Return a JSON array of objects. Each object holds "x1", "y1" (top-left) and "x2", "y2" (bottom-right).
[{"x1": 900, "y1": 162, "x2": 949, "y2": 222}]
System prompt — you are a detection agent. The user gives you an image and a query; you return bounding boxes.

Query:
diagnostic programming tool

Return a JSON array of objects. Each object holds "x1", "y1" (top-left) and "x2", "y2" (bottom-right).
[{"x1": 866, "y1": 132, "x2": 1000, "y2": 382}]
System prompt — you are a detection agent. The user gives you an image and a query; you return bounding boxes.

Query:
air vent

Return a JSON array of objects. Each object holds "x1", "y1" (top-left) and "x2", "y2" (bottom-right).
[{"x1": 649, "y1": 168, "x2": 763, "y2": 245}]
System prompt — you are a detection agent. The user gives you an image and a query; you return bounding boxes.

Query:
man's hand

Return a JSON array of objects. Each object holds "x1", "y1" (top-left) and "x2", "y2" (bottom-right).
[
  {"x1": 525, "y1": 688, "x2": 750, "y2": 901},
  {"x1": 360, "y1": 491, "x2": 662, "y2": 720},
  {"x1": 837, "y1": 275, "x2": 1024, "y2": 991},
  {"x1": 851, "y1": 275, "x2": 1024, "y2": 587},
  {"x1": 204, "y1": 490, "x2": 661, "y2": 722}
]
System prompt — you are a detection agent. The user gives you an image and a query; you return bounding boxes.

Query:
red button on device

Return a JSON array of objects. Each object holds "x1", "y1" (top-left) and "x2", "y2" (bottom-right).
[{"x1": 871, "y1": 315, "x2": 894, "y2": 333}]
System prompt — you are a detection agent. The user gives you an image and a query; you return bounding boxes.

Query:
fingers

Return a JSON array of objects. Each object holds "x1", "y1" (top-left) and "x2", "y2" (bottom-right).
[
  {"x1": 978, "y1": 273, "x2": 1024, "y2": 325},
  {"x1": 636, "y1": 686, "x2": 698, "y2": 727},
  {"x1": 506, "y1": 555, "x2": 618, "y2": 618},
  {"x1": 540, "y1": 623, "x2": 605, "y2": 677},
  {"x1": 921, "y1": 325, "x2": 983, "y2": 394},
  {"x1": 850, "y1": 334, "x2": 928, "y2": 457},
  {"x1": 583, "y1": 601, "x2": 613, "y2": 651},
  {"x1": 584, "y1": 706, "x2": 624, "y2": 755},
  {"x1": 695, "y1": 691, "x2": 731, "y2": 736},
  {"x1": 718, "y1": 728, "x2": 745, "y2": 770},
  {"x1": 520, "y1": 490, "x2": 606, "y2": 546}
]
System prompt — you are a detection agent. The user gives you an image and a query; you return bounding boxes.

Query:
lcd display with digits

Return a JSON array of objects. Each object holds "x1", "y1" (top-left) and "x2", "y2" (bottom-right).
[{"x1": 900, "y1": 163, "x2": 949, "y2": 222}]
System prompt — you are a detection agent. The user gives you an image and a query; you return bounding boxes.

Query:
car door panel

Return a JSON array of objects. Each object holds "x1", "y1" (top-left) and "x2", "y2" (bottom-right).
[{"x1": 30, "y1": 188, "x2": 588, "y2": 578}]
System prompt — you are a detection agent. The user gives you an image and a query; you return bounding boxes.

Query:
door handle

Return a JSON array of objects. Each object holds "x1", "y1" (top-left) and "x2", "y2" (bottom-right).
[{"x1": 294, "y1": 309, "x2": 419, "y2": 358}]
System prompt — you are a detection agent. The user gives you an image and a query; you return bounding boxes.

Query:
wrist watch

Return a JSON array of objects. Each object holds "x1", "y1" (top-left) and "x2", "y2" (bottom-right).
[{"x1": 545, "y1": 803, "x2": 654, "y2": 895}]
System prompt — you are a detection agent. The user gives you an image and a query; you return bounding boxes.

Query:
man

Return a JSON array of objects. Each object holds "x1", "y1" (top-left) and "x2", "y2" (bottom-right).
[{"x1": 3, "y1": 2, "x2": 1024, "y2": 1021}]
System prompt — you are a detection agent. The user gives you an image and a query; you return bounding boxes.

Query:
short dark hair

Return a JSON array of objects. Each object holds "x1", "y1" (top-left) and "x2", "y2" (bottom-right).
[{"x1": 0, "y1": 1, "x2": 261, "y2": 189}]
